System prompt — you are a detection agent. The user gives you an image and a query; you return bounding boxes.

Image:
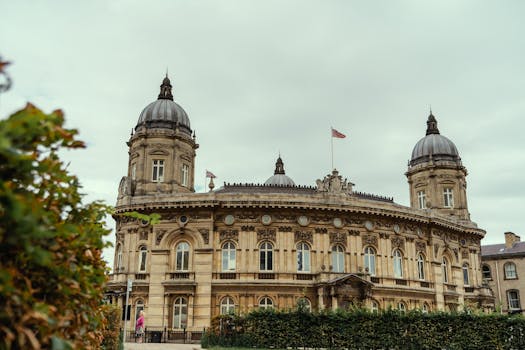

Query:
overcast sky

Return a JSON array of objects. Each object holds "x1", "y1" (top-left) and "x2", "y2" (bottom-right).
[{"x1": 2, "y1": 0, "x2": 524, "y2": 268}]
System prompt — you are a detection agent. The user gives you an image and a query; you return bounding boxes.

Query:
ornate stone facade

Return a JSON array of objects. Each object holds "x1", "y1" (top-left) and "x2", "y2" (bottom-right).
[{"x1": 105, "y1": 78, "x2": 494, "y2": 333}]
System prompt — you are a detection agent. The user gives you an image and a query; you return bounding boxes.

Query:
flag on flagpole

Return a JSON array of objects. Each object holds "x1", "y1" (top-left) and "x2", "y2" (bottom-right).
[
  {"x1": 331, "y1": 127, "x2": 346, "y2": 139},
  {"x1": 206, "y1": 170, "x2": 216, "y2": 178}
]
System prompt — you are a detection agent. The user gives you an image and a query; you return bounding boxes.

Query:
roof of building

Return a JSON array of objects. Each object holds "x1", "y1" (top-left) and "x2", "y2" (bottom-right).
[
  {"x1": 481, "y1": 241, "x2": 525, "y2": 258},
  {"x1": 410, "y1": 113, "x2": 461, "y2": 166},
  {"x1": 135, "y1": 76, "x2": 192, "y2": 135}
]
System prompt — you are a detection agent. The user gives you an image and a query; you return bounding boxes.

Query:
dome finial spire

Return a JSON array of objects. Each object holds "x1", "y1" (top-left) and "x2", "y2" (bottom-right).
[
  {"x1": 158, "y1": 74, "x2": 173, "y2": 101},
  {"x1": 426, "y1": 110, "x2": 440, "y2": 135},
  {"x1": 274, "y1": 155, "x2": 285, "y2": 175}
]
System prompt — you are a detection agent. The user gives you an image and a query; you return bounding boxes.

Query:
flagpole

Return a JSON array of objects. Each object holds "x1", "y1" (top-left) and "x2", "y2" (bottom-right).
[{"x1": 330, "y1": 127, "x2": 334, "y2": 170}]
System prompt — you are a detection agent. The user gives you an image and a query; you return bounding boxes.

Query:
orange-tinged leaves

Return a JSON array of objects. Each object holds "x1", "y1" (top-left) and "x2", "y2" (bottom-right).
[{"x1": 0, "y1": 102, "x2": 112, "y2": 349}]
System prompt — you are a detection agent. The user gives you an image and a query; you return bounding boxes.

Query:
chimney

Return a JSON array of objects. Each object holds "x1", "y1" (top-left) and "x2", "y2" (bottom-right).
[{"x1": 504, "y1": 232, "x2": 521, "y2": 249}]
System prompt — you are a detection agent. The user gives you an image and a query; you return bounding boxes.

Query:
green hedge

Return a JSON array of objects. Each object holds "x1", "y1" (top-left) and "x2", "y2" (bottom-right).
[{"x1": 203, "y1": 309, "x2": 525, "y2": 350}]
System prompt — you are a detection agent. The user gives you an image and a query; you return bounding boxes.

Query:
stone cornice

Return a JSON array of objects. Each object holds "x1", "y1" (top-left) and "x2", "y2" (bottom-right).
[{"x1": 115, "y1": 192, "x2": 485, "y2": 238}]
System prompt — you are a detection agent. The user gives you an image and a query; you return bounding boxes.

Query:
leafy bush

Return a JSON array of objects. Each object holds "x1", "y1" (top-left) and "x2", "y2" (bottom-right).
[
  {"x1": 207, "y1": 308, "x2": 525, "y2": 350},
  {"x1": 0, "y1": 104, "x2": 111, "y2": 349},
  {"x1": 101, "y1": 305, "x2": 122, "y2": 350}
]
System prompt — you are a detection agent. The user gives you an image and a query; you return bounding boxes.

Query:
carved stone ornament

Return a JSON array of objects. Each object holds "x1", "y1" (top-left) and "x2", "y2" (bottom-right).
[
  {"x1": 294, "y1": 230, "x2": 313, "y2": 244},
  {"x1": 348, "y1": 229, "x2": 360, "y2": 236},
  {"x1": 330, "y1": 231, "x2": 346, "y2": 245},
  {"x1": 391, "y1": 237, "x2": 405, "y2": 250},
  {"x1": 219, "y1": 229, "x2": 238, "y2": 243},
  {"x1": 315, "y1": 169, "x2": 354, "y2": 194},
  {"x1": 198, "y1": 228, "x2": 210, "y2": 244},
  {"x1": 315, "y1": 227, "x2": 328, "y2": 234},
  {"x1": 346, "y1": 218, "x2": 362, "y2": 226},
  {"x1": 453, "y1": 248, "x2": 459, "y2": 261},
  {"x1": 434, "y1": 244, "x2": 440, "y2": 258},
  {"x1": 461, "y1": 249, "x2": 469, "y2": 259},
  {"x1": 415, "y1": 241, "x2": 426, "y2": 253},
  {"x1": 156, "y1": 229, "x2": 167, "y2": 245},
  {"x1": 278, "y1": 226, "x2": 293, "y2": 232},
  {"x1": 118, "y1": 176, "x2": 134, "y2": 198},
  {"x1": 257, "y1": 229, "x2": 276, "y2": 242},
  {"x1": 379, "y1": 232, "x2": 390, "y2": 239},
  {"x1": 139, "y1": 229, "x2": 149, "y2": 241},
  {"x1": 241, "y1": 225, "x2": 255, "y2": 231},
  {"x1": 363, "y1": 234, "x2": 378, "y2": 247}
]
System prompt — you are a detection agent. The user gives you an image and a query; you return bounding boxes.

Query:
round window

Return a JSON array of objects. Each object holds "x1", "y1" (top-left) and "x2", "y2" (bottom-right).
[
  {"x1": 261, "y1": 215, "x2": 272, "y2": 225},
  {"x1": 333, "y1": 217, "x2": 343, "y2": 228},
  {"x1": 364, "y1": 220, "x2": 374, "y2": 231},
  {"x1": 297, "y1": 215, "x2": 309, "y2": 227},
  {"x1": 224, "y1": 214, "x2": 235, "y2": 226}
]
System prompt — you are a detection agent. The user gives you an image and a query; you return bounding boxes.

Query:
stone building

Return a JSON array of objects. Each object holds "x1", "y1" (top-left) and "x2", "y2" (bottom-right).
[
  {"x1": 481, "y1": 232, "x2": 525, "y2": 314},
  {"x1": 106, "y1": 76, "x2": 494, "y2": 333}
]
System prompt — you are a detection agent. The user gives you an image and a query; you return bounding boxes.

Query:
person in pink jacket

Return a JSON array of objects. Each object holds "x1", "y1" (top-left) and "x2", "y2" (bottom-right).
[{"x1": 135, "y1": 311, "x2": 145, "y2": 343}]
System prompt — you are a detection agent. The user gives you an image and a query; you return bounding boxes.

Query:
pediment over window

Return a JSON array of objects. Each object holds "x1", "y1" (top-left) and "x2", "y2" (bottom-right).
[{"x1": 149, "y1": 149, "x2": 169, "y2": 156}]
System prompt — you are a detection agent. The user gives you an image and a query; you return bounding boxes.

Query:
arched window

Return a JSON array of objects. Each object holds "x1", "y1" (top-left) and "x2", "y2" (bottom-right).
[
  {"x1": 222, "y1": 242, "x2": 236, "y2": 271},
  {"x1": 397, "y1": 302, "x2": 407, "y2": 313},
  {"x1": 507, "y1": 290, "x2": 521, "y2": 312},
  {"x1": 259, "y1": 241, "x2": 273, "y2": 271},
  {"x1": 504, "y1": 262, "x2": 517, "y2": 279},
  {"x1": 393, "y1": 249, "x2": 403, "y2": 278},
  {"x1": 220, "y1": 297, "x2": 235, "y2": 315},
  {"x1": 297, "y1": 242, "x2": 310, "y2": 272},
  {"x1": 364, "y1": 246, "x2": 376, "y2": 276},
  {"x1": 331, "y1": 245, "x2": 345, "y2": 273},
  {"x1": 175, "y1": 242, "x2": 190, "y2": 271},
  {"x1": 417, "y1": 254, "x2": 425, "y2": 280},
  {"x1": 422, "y1": 303, "x2": 429, "y2": 314},
  {"x1": 462, "y1": 263, "x2": 470, "y2": 286},
  {"x1": 296, "y1": 297, "x2": 311, "y2": 312},
  {"x1": 116, "y1": 244, "x2": 123, "y2": 271},
  {"x1": 370, "y1": 300, "x2": 379, "y2": 313},
  {"x1": 259, "y1": 297, "x2": 274, "y2": 309},
  {"x1": 173, "y1": 297, "x2": 188, "y2": 329},
  {"x1": 138, "y1": 246, "x2": 147, "y2": 272},
  {"x1": 442, "y1": 257, "x2": 449, "y2": 283},
  {"x1": 482, "y1": 264, "x2": 492, "y2": 280}
]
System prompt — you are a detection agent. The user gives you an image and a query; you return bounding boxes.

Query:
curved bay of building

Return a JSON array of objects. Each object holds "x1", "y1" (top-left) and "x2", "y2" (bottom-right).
[{"x1": 106, "y1": 76, "x2": 494, "y2": 331}]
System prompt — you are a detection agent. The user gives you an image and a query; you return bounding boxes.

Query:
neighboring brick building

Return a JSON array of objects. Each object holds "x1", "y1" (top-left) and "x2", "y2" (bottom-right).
[
  {"x1": 106, "y1": 76, "x2": 494, "y2": 334},
  {"x1": 481, "y1": 232, "x2": 525, "y2": 314}
]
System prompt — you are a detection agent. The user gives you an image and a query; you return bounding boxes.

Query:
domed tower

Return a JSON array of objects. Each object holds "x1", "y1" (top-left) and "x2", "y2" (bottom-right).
[
  {"x1": 120, "y1": 75, "x2": 198, "y2": 197},
  {"x1": 406, "y1": 113, "x2": 469, "y2": 220},
  {"x1": 264, "y1": 156, "x2": 296, "y2": 186}
]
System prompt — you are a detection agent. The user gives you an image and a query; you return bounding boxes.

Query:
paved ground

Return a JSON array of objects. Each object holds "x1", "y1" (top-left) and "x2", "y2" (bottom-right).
[{"x1": 124, "y1": 342, "x2": 202, "y2": 350}]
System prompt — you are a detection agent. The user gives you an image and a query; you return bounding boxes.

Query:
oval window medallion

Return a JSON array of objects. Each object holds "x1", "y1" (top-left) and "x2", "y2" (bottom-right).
[
  {"x1": 333, "y1": 217, "x2": 343, "y2": 228},
  {"x1": 224, "y1": 214, "x2": 235, "y2": 226},
  {"x1": 393, "y1": 224, "x2": 400, "y2": 234},
  {"x1": 261, "y1": 214, "x2": 272, "y2": 225},
  {"x1": 416, "y1": 228, "x2": 423, "y2": 238},
  {"x1": 364, "y1": 220, "x2": 374, "y2": 231},
  {"x1": 297, "y1": 215, "x2": 309, "y2": 227}
]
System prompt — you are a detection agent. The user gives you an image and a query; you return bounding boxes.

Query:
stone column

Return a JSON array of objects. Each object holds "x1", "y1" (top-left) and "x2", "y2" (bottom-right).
[
  {"x1": 148, "y1": 249, "x2": 169, "y2": 327},
  {"x1": 193, "y1": 248, "x2": 213, "y2": 329},
  {"x1": 432, "y1": 261, "x2": 445, "y2": 310}
]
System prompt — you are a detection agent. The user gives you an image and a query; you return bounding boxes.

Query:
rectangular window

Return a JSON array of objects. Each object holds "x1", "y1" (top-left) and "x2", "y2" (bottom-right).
[
  {"x1": 508, "y1": 291, "x2": 521, "y2": 311},
  {"x1": 152, "y1": 159, "x2": 164, "y2": 182},
  {"x1": 181, "y1": 164, "x2": 189, "y2": 187},
  {"x1": 417, "y1": 191, "x2": 426, "y2": 209},
  {"x1": 443, "y1": 188, "x2": 454, "y2": 208}
]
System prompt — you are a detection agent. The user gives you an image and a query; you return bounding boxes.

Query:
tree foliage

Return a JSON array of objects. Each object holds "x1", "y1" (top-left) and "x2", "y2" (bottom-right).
[
  {"x1": 204, "y1": 308, "x2": 525, "y2": 350},
  {"x1": 0, "y1": 104, "x2": 111, "y2": 349}
]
